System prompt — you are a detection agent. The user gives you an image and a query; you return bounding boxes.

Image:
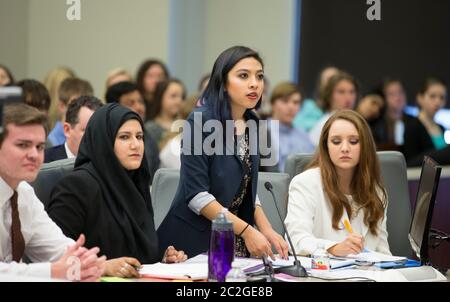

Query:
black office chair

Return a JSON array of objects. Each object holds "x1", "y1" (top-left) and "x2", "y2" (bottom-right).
[
  {"x1": 284, "y1": 151, "x2": 412, "y2": 257},
  {"x1": 29, "y1": 158, "x2": 75, "y2": 208}
]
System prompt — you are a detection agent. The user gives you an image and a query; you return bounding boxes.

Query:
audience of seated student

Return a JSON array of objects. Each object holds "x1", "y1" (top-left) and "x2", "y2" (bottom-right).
[
  {"x1": 105, "y1": 81, "x2": 160, "y2": 183},
  {"x1": 136, "y1": 59, "x2": 169, "y2": 121},
  {"x1": 309, "y1": 71, "x2": 358, "y2": 146},
  {"x1": 293, "y1": 66, "x2": 339, "y2": 132},
  {"x1": 159, "y1": 94, "x2": 198, "y2": 169},
  {"x1": 43, "y1": 67, "x2": 76, "y2": 130},
  {"x1": 404, "y1": 77, "x2": 448, "y2": 167},
  {"x1": 47, "y1": 78, "x2": 94, "y2": 147},
  {"x1": 0, "y1": 64, "x2": 15, "y2": 86},
  {"x1": 356, "y1": 93, "x2": 385, "y2": 125},
  {"x1": 44, "y1": 96, "x2": 103, "y2": 163},
  {"x1": 285, "y1": 110, "x2": 391, "y2": 257},
  {"x1": 16, "y1": 79, "x2": 51, "y2": 114},
  {"x1": 144, "y1": 79, "x2": 186, "y2": 147},
  {"x1": 0, "y1": 103, "x2": 105, "y2": 280},
  {"x1": 47, "y1": 103, "x2": 186, "y2": 278},
  {"x1": 157, "y1": 46, "x2": 289, "y2": 259},
  {"x1": 265, "y1": 81, "x2": 315, "y2": 172},
  {"x1": 371, "y1": 78, "x2": 413, "y2": 151}
]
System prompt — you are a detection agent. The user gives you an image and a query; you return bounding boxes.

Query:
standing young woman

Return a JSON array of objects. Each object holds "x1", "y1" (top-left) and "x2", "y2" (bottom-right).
[
  {"x1": 157, "y1": 46, "x2": 289, "y2": 259},
  {"x1": 47, "y1": 103, "x2": 186, "y2": 278},
  {"x1": 285, "y1": 110, "x2": 391, "y2": 257}
]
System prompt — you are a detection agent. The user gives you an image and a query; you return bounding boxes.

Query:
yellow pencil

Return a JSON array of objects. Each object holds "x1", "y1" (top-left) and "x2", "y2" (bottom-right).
[
  {"x1": 343, "y1": 218, "x2": 354, "y2": 234},
  {"x1": 344, "y1": 218, "x2": 368, "y2": 252}
]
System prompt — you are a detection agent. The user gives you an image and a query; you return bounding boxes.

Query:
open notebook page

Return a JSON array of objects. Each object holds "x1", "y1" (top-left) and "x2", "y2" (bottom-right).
[
  {"x1": 139, "y1": 262, "x2": 208, "y2": 280},
  {"x1": 345, "y1": 250, "x2": 407, "y2": 263}
]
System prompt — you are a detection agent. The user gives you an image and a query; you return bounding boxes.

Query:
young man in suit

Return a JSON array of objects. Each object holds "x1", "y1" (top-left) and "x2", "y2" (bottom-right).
[
  {"x1": 0, "y1": 103, "x2": 105, "y2": 280},
  {"x1": 44, "y1": 96, "x2": 102, "y2": 163}
]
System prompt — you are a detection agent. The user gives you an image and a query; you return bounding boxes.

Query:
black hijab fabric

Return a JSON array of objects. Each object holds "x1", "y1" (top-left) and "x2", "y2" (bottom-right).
[{"x1": 75, "y1": 103, "x2": 159, "y2": 263}]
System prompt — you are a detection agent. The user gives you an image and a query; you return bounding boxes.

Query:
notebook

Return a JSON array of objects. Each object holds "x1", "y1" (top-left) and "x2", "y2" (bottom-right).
[
  {"x1": 345, "y1": 249, "x2": 407, "y2": 263},
  {"x1": 139, "y1": 262, "x2": 208, "y2": 280},
  {"x1": 186, "y1": 254, "x2": 263, "y2": 273}
]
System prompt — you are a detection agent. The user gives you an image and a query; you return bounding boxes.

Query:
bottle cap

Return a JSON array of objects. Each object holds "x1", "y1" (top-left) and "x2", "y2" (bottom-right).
[{"x1": 212, "y1": 208, "x2": 233, "y2": 231}]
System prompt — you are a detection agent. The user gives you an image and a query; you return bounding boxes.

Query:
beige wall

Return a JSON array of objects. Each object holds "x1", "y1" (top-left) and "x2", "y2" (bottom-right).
[
  {"x1": 204, "y1": 0, "x2": 297, "y2": 91},
  {"x1": 27, "y1": 0, "x2": 169, "y2": 98},
  {"x1": 0, "y1": 0, "x2": 29, "y2": 81},
  {"x1": 169, "y1": 0, "x2": 297, "y2": 94},
  {"x1": 1, "y1": 0, "x2": 296, "y2": 97}
]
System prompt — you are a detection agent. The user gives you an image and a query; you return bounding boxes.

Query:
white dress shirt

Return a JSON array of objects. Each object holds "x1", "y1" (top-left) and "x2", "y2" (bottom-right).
[
  {"x1": 0, "y1": 176, "x2": 74, "y2": 278},
  {"x1": 159, "y1": 135, "x2": 182, "y2": 169},
  {"x1": 64, "y1": 142, "x2": 76, "y2": 159},
  {"x1": 285, "y1": 167, "x2": 391, "y2": 256}
]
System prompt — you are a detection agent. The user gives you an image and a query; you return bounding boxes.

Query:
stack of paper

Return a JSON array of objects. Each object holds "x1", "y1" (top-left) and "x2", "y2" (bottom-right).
[
  {"x1": 139, "y1": 262, "x2": 208, "y2": 280},
  {"x1": 346, "y1": 250, "x2": 407, "y2": 263},
  {"x1": 186, "y1": 254, "x2": 264, "y2": 273}
]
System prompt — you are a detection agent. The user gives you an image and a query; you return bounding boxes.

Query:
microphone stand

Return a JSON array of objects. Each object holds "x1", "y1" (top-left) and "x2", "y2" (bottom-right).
[{"x1": 265, "y1": 182, "x2": 307, "y2": 277}]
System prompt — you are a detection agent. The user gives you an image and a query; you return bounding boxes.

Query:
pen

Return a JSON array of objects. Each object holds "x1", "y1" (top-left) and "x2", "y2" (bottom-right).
[{"x1": 343, "y1": 218, "x2": 369, "y2": 253}]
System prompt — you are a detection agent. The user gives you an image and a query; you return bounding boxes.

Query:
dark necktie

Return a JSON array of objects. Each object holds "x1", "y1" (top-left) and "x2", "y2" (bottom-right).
[{"x1": 10, "y1": 191, "x2": 25, "y2": 262}]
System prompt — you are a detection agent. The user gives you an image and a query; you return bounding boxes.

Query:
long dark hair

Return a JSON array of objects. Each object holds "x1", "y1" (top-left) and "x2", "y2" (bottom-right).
[
  {"x1": 417, "y1": 77, "x2": 446, "y2": 95},
  {"x1": 319, "y1": 71, "x2": 359, "y2": 112},
  {"x1": 152, "y1": 78, "x2": 186, "y2": 119},
  {"x1": 136, "y1": 59, "x2": 169, "y2": 96},
  {"x1": 201, "y1": 46, "x2": 263, "y2": 126},
  {"x1": 16, "y1": 79, "x2": 51, "y2": 112}
]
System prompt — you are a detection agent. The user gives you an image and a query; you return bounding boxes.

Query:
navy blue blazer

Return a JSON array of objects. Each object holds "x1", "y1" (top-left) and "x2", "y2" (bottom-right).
[
  {"x1": 44, "y1": 144, "x2": 68, "y2": 163},
  {"x1": 157, "y1": 106, "x2": 260, "y2": 257}
]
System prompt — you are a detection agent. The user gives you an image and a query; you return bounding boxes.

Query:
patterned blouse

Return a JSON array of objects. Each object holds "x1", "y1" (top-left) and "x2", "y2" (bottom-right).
[{"x1": 228, "y1": 131, "x2": 253, "y2": 257}]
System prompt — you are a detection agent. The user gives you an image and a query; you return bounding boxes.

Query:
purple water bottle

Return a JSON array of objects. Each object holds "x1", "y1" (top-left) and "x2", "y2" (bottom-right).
[{"x1": 208, "y1": 209, "x2": 234, "y2": 282}]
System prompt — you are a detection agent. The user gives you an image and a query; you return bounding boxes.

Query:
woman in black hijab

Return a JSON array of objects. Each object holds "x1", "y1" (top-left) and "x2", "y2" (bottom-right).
[{"x1": 47, "y1": 103, "x2": 186, "y2": 278}]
